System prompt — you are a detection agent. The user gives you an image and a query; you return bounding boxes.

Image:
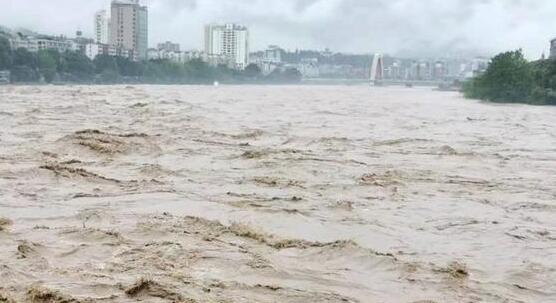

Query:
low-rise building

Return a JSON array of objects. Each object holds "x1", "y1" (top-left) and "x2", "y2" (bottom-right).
[
  {"x1": 157, "y1": 41, "x2": 180, "y2": 52},
  {"x1": 11, "y1": 35, "x2": 73, "y2": 53},
  {"x1": 0, "y1": 70, "x2": 10, "y2": 84},
  {"x1": 203, "y1": 53, "x2": 230, "y2": 66},
  {"x1": 85, "y1": 43, "x2": 100, "y2": 60},
  {"x1": 183, "y1": 50, "x2": 203, "y2": 61},
  {"x1": 6, "y1": 29, "x2": 137, "y2": 62},
  {"x1": 160, "y1": 50, "x2": 184, "y2": 62},
  {"x1": 298, "y1": 58, "x2": 319, "y2": 78},
  {"x1": 72, "y1": 31, "x2": 95, "y2": 54},
  {"x1": 250, "y1": 45, "x2": 285, "y2": 76},
  {"x1": 148, "y1": 48, "x2": 204, "y2": 63},
  {"x1": 264, "y1": 45, "x2": 282, "y2": 64},
  {"x1": 86, "y1": 43, "x2": 137, "y2": 61}
]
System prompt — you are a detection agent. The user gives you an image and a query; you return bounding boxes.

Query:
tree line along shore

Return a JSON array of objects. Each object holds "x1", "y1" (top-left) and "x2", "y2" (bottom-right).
[
  {"x1": 3, "y1": 31, "x2": 556, "y2": 107},
  {"x1": 0, "y1": 36, "x2": 302, "y2": 85},
  {"x1": 463, "y1": 50, "x2": 556, "y2": 105}
]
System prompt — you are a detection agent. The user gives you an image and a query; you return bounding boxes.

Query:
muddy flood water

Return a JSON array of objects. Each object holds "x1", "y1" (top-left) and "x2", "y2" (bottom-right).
[{"x1": 0, "y1": 85, "x2": 555, "y2": 303}]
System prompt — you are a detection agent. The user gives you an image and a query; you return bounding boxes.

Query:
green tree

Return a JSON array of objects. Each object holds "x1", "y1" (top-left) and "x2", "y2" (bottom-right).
[
  {"x1": 13, "y1": 47, "x2": 37, "y2": 68},
  {"x1": 0, "y1": 36, "x2": 12, "y2": 69},
  {"x1": 10, "y1": 65, "x2": 39, "y2": 82},
  {"x1": 282, "y1": 68, "x2": 302, "y2": 83},
  {"x1": 214, "y1": 63, "x2": 240, "y2": 83},
  {"x1": 116, "y1": 56, "x2": 144, "y2": 77},
  {"x1": 265, "y1": 68, "x2": 303, "y2": 83},
  {"x1": 243, "y1": 63, "x2": 262, "y2": 79},
  {"x1": 184, "y1": 59, "x2": 215, "y2": 83},
  {"x1": 527, "y1": 59, "x2": 556, "y2": 105},
  {"x1": 99, "y1": 68, "x2": 120, "y2": 83},
  {"x1": 463, "y1": 50, "x2": 533, "y2": 103},
  {"x1": 60, "y1": 50, "x2": 94, "y2": 82},
  {"x1": 93, "y1": 54, "x2": 118, "y2": 74},
  {"x1": 143, "y1": 61, "x2": 164, "y2": 83},
  {"x1": 38, "y1": 49, "x2": 58, "y2": 83},
  {"x1": 11, "y1": 48, "x2": 39, "y2": 82}
]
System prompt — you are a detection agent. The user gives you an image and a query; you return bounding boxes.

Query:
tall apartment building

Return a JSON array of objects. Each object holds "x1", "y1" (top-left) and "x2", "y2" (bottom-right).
[
  {"x1": 109, "y1": 0, "x2": 148, "y2": 60},
  {"x1": 204, "y1": 24, "x2": 249, "y2": 70},
  {"x1": 94, "y1": 10, "x2": 110, "y2": 44},
  {"x1": 550, "y1": 38, "x2": 556, "y2": 60}
]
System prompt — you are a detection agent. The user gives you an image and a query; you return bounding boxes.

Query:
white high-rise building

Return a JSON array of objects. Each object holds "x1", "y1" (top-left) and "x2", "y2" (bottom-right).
[
  {"x1": 204, "y1": 24, "x2": 249, "y2": 70},
  {"x1": 94, "y1": 10, "x2": 110, "y2": 44},
  {"x1": 109, "y1": 0, "x2": 148, "y2": 60},
  {"x1": 550, "y1": 38, "x2": 556, "y2": 60}
]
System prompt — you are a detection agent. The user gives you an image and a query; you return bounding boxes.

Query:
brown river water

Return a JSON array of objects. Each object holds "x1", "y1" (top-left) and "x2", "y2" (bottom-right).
[{"x1": 0, "y1": 85, "x2": 555, "y2": 302}]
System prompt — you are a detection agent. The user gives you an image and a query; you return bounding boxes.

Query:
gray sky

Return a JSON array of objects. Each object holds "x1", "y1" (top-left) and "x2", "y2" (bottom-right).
[{"x1": 1, "y1": 0, "x2": 555, "y2": 58}]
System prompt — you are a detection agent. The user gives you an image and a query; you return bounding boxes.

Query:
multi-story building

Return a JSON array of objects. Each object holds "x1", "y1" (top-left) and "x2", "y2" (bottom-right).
[
  {"x1": 204, "y1": 23, "x2": 249, "y2": 69},
  {"x1": 8, "y1": 28, "x2": 136, "y2": 62},
  {"x1": 85, "y1": 43, "x2": 101, "y2": 60},
  {"x1": 385, "y1": 60, "x2": 402, "y2": 79},
  {"x1": 72, "y1": 31, "x2": 95, "y2": 54},
  {"x1": 183, "y1": 50, "x2": 203, "y2": 61},
  {"x1": 264, "y1": 45, "x2": 282, "y2": 64},
  {"x1": 148, "y1": 47, "x2": 204, "y2": 64},
  {"x1": 89, "y1": 43, "x2": 137, "y2": 61},
  {"x1": 468, "y1": 57, "x2": 489, "y2": 78},
  {"x1": 94, "y1": 10, "x2": 110, "y2": 44},
  {"x1": 109, "y1": 0, "x2": 148, "y2": 60},
  {"x1": 157, "y1": 41, "x2": 180, "y2": 52},
  {"x1": 148, "y1": 48, "x2": 183, "y2": 62},
  {"x1": 297, "y1": 58, "x2": 319, "y2": 78},
  {"x1": 10, "y1": 35, "x2": 74, "y2": 53},
  {"x1": 251, "y1": 45, "x2": 284, "y2": 75},
  {"x1": 550, "y1": 38, "x2": 556, "y2": 60},
  {"x1": 0, "y1": 70, "x2": 10, "y2": 84}
]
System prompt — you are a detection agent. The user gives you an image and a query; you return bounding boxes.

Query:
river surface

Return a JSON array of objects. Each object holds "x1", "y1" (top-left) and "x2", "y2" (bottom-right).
[{"x1": 0, "y1": 85, "x2": 555, "y2": 302}]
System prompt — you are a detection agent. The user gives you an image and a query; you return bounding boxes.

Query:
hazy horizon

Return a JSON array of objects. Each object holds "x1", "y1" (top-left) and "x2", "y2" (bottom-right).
[{"x1": 2, "y1": 0, "x2": 556, "y2": 58}]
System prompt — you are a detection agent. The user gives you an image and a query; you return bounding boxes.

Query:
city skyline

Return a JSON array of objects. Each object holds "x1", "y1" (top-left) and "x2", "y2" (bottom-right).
[{"x1": 2, "y1": 0, "x2": 556, "y2": 58}]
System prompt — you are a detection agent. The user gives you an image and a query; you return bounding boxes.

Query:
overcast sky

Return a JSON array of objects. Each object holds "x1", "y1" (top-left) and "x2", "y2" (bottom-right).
[{"x1": 1, "y1": 0, "x2": 555, "y2": 58}]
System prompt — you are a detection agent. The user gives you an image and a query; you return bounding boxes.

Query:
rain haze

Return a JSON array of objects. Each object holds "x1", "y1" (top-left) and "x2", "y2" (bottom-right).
[
  {"x1": 2, "y1": 1, "x2": 556, "y2": 303},
  {"x1": 1, "y1": 0, "x2": 555, "y2": 58}
]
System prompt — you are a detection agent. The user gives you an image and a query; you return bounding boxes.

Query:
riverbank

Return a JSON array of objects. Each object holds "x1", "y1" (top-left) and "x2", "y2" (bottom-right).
[{"x1": 463, "y1": 50, "x2": 556, "y2": 106}]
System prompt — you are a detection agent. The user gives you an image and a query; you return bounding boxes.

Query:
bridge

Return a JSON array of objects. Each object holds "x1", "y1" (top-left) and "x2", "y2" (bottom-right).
[
  {"x1": 300, "y1": 53, "x2": 454, "y2": 88},
  {"x1": 302, "y1": 78, "x2": 448, "y2": 87}
]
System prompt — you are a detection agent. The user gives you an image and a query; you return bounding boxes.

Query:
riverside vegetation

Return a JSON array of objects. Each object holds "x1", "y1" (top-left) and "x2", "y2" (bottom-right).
[
  {"x1": 463, "y1": 49, "x2": 556, "y2": 105},
  {"x1": 0, "y1": 36, "x2": 302, "y2": 84}
]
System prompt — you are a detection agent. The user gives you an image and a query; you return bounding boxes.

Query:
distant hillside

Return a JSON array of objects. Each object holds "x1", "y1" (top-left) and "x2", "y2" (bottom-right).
[
  {"x1": 0, "y1": 25, "x2": 12, "y2": 37},
  {"x1": 12, "y1": 27, "x2": 38, "y2": 36},
  {"x1": 0, "y1": 25, "x2": 39, "y2": 38}
]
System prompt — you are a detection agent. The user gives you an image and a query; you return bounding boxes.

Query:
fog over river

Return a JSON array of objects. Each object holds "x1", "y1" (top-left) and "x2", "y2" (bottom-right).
[{"x1": 0, "y1": 85, "x2": 555, "y2": 302}]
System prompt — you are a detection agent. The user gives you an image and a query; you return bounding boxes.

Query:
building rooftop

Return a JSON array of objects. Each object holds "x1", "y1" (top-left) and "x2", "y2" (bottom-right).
[
  {"x1": 112, "y1": 0, "x2": 139, "y2": 4},
  {"x1": 207, "y1": 23, "x2": 248, "y2": 30},
  {"x1": 111, "y1": 0, "x2": 146, "y2": 7}
]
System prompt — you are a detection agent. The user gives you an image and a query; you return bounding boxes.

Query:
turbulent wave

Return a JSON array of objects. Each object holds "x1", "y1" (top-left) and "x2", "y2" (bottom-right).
[{"x1": 0, "y1": 85, "x2": 555, "y2": 302}]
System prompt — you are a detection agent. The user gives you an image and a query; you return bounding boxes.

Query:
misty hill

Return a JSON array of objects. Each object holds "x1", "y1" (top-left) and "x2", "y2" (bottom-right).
[{"x1": 0, "y1": 25, "x2": 38, "y2": 38}]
